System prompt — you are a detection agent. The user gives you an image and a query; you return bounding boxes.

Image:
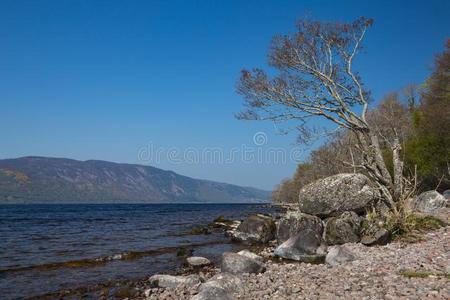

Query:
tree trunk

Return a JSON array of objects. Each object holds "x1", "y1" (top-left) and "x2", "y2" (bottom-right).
[
  {"x1": 354, "y1": 130, "x2": 399, "y2": 213},
  {"x1": 392, "y1": 138, "x2": 403, "y2": 200}
]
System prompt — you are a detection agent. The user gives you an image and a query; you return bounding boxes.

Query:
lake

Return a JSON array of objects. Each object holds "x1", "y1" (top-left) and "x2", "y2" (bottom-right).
[{"x1": 0, "y1": 203, "x2": 277, "y2": 299}]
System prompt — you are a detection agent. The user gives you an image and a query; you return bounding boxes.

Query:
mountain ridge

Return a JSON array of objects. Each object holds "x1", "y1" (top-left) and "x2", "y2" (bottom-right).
[{"x1": 0, "y1": 156, "x2": 270, "y2": 204}]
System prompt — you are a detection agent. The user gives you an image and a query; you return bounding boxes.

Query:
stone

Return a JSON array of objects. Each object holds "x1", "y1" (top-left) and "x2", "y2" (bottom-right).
[
  {"x1": 221, "y1": 252, "x2": 266, "y2": 274},
  {"x1": 276, "y1": 211, "x2": 323, "y2": 244},
  {"x1": 412, "y1": 191, "x2": 448, "y2": 213},
  {"x1": 209, "y1": 216, "x2": 241, "y2": 230},
  {"x1": 274, "y1": 229, "x2": 325, "y2": 263},
  {"x1": 201, "y1": 273, "x2": 242, "y2": 294},
  {"x1": 325, "y1": 245, "x2": 356, "y2": 266},
  {"x1": 189, "y1": 225, "x2": 211, "y2": 235},
  {"x1": 361, "y1": 228, "x2": 390, "y2": 246},
  {"x1": 298, "y1": 173, "x2": 379, "y2": 217},
  {"x1": 176, "y1": 248, "x2": 193, "y2": 257},
  {"x1": 192, "y1": 273, "x2": 242, "y2": 300},
  {"x1": 191, "y1": 287, "x2": 234, "y2": 300},
  {"x1": 148, "y1": 274, "x2": 201, "y2": 289},
  {"x1": 324, "y1": 211, "x2": 361, "y2": 245},
  {"x1": 232, "y1": 214, "x2": 275, "y2": 244},
  {"x1": 186, "y1": 256, "x2": 211, "y2": 267},
  {"x1": 443, "y1": 190, "x2": 450, "y2": 200},
  {"x1": 237, "y1": 250, "x2": 263, "y2": 262}
]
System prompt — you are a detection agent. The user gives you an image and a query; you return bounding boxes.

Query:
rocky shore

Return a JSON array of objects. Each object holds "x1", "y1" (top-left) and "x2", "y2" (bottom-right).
[
  {"x1": 143, "y1": 225, "x2": 449, "y2": 299},
  {"x1": 135, "y1": 175, "x2": 449, "y2": 300},
  {"x1": 31, "y1": 174, "x2": 450, "y2": 300},
  {"x1": 33, "y1": 210, "x2": 449, "y2": 300}
]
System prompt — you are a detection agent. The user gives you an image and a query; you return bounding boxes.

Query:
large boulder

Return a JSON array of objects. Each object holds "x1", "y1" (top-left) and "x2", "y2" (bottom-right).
[
  {"x1": 276, "y1": 211, "x2": 323, "y2": 244},
  {"x1": 148, "y1": 274, "x2": 201, "y2": 289},
  {"x1": 298, "y1": 173, "x2": 379, "y2": 217},
  {"x1": 221, "y1": 252, "x2": 266, "y2": 274},
  {"x1": 324, "y1": 211, "x2": 361, "y2": 245},
  {"x1": 232, "y1": 214, "x2": 275, "y2": 244},
  {"x1": 274, "y1": 229, "x2": 325, "y2": 263},
  {"x1": 325, "y1": 245, "x2": 356, "y2": 266},
  {"x1": 192, "y1": 273, "x2": 241, "y2": 300},
  {"x1": 412, "y1": 191, "x2": 448, "y2": 213}
]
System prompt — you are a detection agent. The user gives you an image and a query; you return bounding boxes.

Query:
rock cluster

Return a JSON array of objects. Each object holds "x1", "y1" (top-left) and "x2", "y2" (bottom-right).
[
  {"x1": 230, "y1": 227, "x2": 449, "y2": 299},
  {"x1": 143, "y1": 226, "x2": 448, "y2": 299}
]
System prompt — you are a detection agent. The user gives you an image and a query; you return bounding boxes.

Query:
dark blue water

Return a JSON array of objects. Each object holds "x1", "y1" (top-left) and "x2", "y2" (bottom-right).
[{"x1": 0, "y1": 204, "x2": 275, "y2": 299}]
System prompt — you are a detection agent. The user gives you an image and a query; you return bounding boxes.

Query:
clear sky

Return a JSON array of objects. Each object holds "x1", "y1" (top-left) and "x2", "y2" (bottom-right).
[{"x1": 1, "y1": 0, "x2": 449, "y2": 190}]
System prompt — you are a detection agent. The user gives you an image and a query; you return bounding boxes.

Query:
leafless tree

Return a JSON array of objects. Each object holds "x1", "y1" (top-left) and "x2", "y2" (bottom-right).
[{"x1": 237, "y1": 17, "x2": 406, "y2": 213}]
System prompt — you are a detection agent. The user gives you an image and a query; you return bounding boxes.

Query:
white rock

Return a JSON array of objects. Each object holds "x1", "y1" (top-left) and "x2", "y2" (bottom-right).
[
  {"x1": 148, "y1": 274, "x2": 201, "y2": 289},
  {"x1": 187, "y1": 256, "x2": 211, "y2": 267},
  {"x1": 325, "y1": 245, "x2": 356, "y2": 266},
  {"x1": 237, "y1": 250, "x2": 263, "y2": 262}
]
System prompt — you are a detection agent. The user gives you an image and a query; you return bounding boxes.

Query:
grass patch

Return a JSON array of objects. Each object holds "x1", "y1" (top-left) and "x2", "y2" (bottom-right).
[
  {"x1": 388, "y1": 213, "x2": 446, "y2": 242},
  {"x1": 405, "y1": 214, "x2": 446, "y2": 231},
  {"x1": 400, "y1": 270, "x2": 450, "y2": 279}
]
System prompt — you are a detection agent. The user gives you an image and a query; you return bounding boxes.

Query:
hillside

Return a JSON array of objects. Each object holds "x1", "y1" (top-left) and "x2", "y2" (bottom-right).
[{"x1": 0, "y1": 157, "x2": 270, "y2": 204}]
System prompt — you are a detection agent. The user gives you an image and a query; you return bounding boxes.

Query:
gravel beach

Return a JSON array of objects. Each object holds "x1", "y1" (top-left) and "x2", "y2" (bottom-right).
[{"x1": 145, "y1": 225, "x2": 449, "y2": 300}]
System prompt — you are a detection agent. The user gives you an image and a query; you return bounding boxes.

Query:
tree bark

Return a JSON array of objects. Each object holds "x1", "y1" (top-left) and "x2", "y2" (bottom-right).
[{"x1": 392, "y1": 138, "x2": 403, "y2": 200}]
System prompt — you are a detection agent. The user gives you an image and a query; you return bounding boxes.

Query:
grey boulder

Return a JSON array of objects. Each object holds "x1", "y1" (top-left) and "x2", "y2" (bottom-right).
[
  {"x1": 324, "y1": 211, "x2": 361, "y2": 245},
  {"x1": 192, "y1": 273, "x2": 241, "y2": 300},
  {"x1": 443, "y1": 190, "x2": 450, "y2": 200},
  {"x1": 148, "y1": 274, "x2": 201, "y2": 289},
  {"x1": 276, "y1": 211, "x2": 323, "y2": 244},
  {"x1": 298, "y1": 173, "x2": 379, "y2": 217},
  {"x1": 412, "y1": 191, "x2": 448, "y2": 213},
  {"x1": 221, "y1": 252, "x2": 266, "y2": 274},
  {"x1": 274, "y1": 229, "x2": 325, "y2": 263},
  {"x1": 325, "y1": 245, "x2": 356, "y2": 266},
  {"x1": 232, "y1": 214, "x2": 275, "y2": 244}
]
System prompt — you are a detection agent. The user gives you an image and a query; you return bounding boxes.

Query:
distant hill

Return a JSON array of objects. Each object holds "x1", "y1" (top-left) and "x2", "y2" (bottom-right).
[{"x1": 0, "y1": 157, "x2": 270, "y2": 204}]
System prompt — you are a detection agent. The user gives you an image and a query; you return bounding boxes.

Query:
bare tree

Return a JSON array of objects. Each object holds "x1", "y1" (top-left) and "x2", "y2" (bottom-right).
[{"x1": 237, "y1": 17, "x2": 406, "y2": 213}]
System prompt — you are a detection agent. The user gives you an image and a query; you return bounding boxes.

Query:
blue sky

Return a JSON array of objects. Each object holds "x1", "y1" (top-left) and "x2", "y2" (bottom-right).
[{"x1": 0, "y1": 0, "x2": 449, "y2": 190}]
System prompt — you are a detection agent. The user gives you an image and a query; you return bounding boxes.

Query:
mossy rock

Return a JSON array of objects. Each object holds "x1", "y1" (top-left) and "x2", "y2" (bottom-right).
[{"x1": 324, "y1": 211, "x2": 361, "y2": 245}]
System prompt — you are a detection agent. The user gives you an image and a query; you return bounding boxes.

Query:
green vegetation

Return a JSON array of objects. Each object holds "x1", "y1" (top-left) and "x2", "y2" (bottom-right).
[
  {"x1": 387, "y1": 212, "x2": 446, "y2": 242},
  {"x1": 399, "y1": 270, "x2": 450, "y2": 279}
]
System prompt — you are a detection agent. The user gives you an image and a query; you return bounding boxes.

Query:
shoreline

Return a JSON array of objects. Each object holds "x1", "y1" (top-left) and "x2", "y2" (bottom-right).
[
  {"x1": 26, "y1": 208, "x2": 449, "y2": 300},
  {"x1": 31, "y1": 224, "x2": 449, "y2": 300}
]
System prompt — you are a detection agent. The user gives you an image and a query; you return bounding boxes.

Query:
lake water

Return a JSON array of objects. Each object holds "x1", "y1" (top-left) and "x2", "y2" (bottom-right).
[{"x1": 0, "y1": 204, "x2": 276, "y2": 299}]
